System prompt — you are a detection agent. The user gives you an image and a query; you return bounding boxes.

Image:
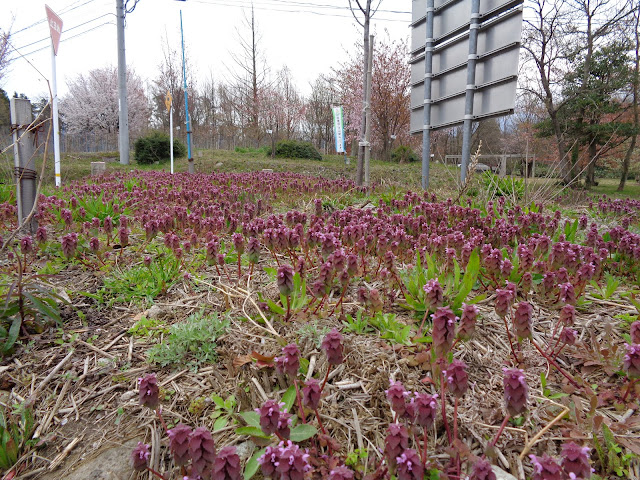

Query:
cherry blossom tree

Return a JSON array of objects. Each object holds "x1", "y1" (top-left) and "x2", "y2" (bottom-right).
[
  {"x1": 335, "y1": 35, "x2": 415, "y2": 161},
  {"x1": 61, "y1": 66, "x2": 149, "y2": 135}
]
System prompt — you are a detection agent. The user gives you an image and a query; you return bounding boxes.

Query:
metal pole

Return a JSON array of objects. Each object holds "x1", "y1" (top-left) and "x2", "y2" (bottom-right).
[
  {"x1": 364, "y1": 35, "x2": 374, "y2": 187},
  {"x1": 422, "y1": 0, "x2": 435, "y2": 190},
  {"x1": 116, "y1": 0, "x2": 129, "y2": 165},
  {"x1": 51, "y1": 45, "x2": 62, "y2": 187},
  {"x1": 460, "y1": 0, "x2": 480, "y2": 184},
  {"x1": 170, "y1": 104, "x2": 174, "y2": 174},
  {"x1": 10, "y1": 98, "x2": 38, "y2": 233},
  {"x1": 180, "y1": 10, "x2": 194, "y2": 174}
]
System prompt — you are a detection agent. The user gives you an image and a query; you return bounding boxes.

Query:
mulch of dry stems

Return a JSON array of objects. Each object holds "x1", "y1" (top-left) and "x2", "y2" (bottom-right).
[{"x1": 3, "y1": 252, "x2": 640, "y2": 479}]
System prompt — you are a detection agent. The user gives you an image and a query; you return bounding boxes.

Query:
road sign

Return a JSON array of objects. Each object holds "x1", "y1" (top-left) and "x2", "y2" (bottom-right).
[
  {"x1": 410, "y1": 0, "x2": 524, "y2": 189},
  {"x1": 45, "y1": 5, "x2": 63, "y2": 55},
  {"x1": 165, "y1": 91, "x2": 172, "y2": 113},
  {"x1": 410, "y1": 0, "x2": 523, "y2": 132}
]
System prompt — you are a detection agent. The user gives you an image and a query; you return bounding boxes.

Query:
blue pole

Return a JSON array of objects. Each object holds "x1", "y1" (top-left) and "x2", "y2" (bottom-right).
[{"x1": 180, "y1": 10, "x2": 194, "y2": 173}]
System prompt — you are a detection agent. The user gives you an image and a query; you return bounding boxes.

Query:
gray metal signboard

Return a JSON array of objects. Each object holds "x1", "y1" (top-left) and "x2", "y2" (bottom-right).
[{"x1": 410, "y1": 0, "x2": 524, "y2": 188}]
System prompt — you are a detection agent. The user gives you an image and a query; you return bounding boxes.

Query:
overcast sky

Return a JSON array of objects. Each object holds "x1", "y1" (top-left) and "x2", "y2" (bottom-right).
[{"x1": 2, "y1": 0, "x2": 412, "y2": 101}]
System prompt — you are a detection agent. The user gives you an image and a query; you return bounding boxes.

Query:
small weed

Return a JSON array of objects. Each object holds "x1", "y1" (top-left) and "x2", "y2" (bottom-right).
[
  {"x1": 0, "y1": 404, "x2": 34, "y2": 470},
  {"x1": 147, "y1": 311, "x2": 229, "y2": 370},
  {"x1": 343, "y1": 309, "x2": 373, "y2": 335},
  {"x1": 102, "y1": 253, "x2": 181, "y2": 305},
  {"x1": 369, "y1": 312, "x2": 413, "y2": 345},
  {"x1": 210, "y1": 394, "x2": 238, "y2": 431},
  {"x1": 128, "y1": 316, "x2": 168, "y2": 338},
  {"x1": 298, "y1": 321, "x2": 331, "y2": 349}
]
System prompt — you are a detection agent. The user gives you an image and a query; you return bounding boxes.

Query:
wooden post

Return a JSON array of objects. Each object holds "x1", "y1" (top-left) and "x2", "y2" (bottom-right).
[{"x1": 10, "y1": 97, "x2": 38, "y2": 233}]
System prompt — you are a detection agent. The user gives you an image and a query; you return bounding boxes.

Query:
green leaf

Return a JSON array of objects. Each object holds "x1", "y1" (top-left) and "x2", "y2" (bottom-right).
[
  {"x1": 2, "y1": 316, "x2": 21, "y2": 353},
  {"x1": 244, "y1": 447, "x2": 266, "y2": 480},
  {"x1": 266, "y1": 299, "x2": 285, "y2": 315},
  {"x1": 22, "y1": 291, "x2": 61, "y2": 324},
  {"x1": 239, "y1": 411, "x2": 261, "y2": 428},
  {"x1": 213, "y1": 416, "x2": 229, "y2": 431},
  {"x1": 289, "y1": 424, "x2": 317, "y2": 442},
  {"x1": 281, "y1": 385, "x2": 296, "y2": 412},
  {"x1": 235, "y1": 426, "x2": 270, "y2": 439},
  {"x1": 211, "y1": 395, "x2": 225, "y2": 408},
  {"x1": 454, "y1": 250, "x2": 479, "y2": 309}
]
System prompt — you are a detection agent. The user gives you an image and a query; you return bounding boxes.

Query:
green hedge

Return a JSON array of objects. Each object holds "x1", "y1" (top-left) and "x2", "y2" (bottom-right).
[
  {"x1": 268, "y1": 140, "x2": 322, "y2": 160},
  {"x1": 134, "y1": 132, "x2": 187, "y2": 165},
  {"x1": 390, "y1": 145, "x2": 419, "y2": 163}
]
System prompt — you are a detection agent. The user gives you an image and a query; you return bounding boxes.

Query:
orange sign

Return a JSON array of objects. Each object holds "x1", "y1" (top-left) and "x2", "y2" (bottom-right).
[
  {"x1": 165, "y1": 91, "x2": 173, "y2": 112},
  {"x1": 45, "y1": 5, "x2": 63, "y2": 56}
]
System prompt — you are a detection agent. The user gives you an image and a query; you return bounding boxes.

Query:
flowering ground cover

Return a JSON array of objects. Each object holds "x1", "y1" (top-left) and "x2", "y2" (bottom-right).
[{"x1": 1, "y1": 169, "x2": 639, "y2": 479}]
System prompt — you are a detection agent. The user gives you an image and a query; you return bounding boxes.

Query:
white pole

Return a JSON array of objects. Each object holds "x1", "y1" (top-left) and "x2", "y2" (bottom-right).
[
  {"x1": 170, "y1": 104, "x2": 174, "y2": 174},
  {"x1": 51, "y1": 44, "x2": 61, "y2": 187}
]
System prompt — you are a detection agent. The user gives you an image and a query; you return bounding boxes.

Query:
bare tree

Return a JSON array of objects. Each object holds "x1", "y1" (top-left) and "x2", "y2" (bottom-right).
[
  {"x1": 349, "y1": 0, "x2": 383, "y2": 184},
  {"x1": 304, "y1": 75, "x2": 336, "y2": 152},
  {"x1": 228, "y1": 4, "x2": 268, "y2": 147},
  {"x1": 520, "y1": 0, "x2": 573, "y2": 183},
  {"x1": 0, "y1": 26, "x2": 11, "y2": 86},
  {"x1": 149, "y1": 33, "x2": 195, "y2": 141}
]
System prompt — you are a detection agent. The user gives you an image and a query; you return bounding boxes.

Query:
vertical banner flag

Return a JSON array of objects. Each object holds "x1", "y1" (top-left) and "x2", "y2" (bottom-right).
[{"x1": 332, "y1": 106, "x2": 345, "y2": 154}]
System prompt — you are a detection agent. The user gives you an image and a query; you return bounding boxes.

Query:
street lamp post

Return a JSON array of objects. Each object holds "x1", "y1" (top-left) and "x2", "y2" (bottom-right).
[{"x1": 175, "y1": 2, "x2": 194, "y2": 173}]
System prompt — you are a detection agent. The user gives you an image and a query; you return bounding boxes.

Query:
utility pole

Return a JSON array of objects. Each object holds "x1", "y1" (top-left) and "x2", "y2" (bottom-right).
[
  {"x1": 116, "y1": 0, "x2": 130, "y2": 165},
  {"x1": 180, "y1": 10, "x2": 194, "y2": 173},
  {"x1": 11, "y1": 98, "x2": 38, "y2": 233},
  {"x1": 363, "y1": 35, "x2": 374, "y2": 187}
]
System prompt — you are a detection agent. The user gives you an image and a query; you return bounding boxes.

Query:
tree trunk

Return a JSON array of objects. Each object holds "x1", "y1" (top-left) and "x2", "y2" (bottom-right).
[
  {"x1": 585, "y1": 141, "x2": 598, "y2": 187},
  {"x1": 619, "y1": 4, "x2": 640, "y2": 192},
  {"x1": 355, "y1": 0, "x2": 371, "y2": 186}
]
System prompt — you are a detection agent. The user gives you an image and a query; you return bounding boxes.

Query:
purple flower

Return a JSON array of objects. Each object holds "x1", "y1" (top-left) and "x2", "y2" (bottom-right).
[
  {"x1": 143, "y1": 255, "x2": 152, "y2": 267},
  {"x1": 232, "y1": 232, "x2": 245, "y2": 256},
  {"x1": 322, "y1": 328, "x2": 345, "y2": 365},
  {"x1": 256, "y1": 399, "x2": 283, "y2": 436},
  {"x1": 89, "y1": 237, "x2": 100, "y2": 253},
  {"x1": 328, "y1": 465, "x2": 354, "y2": 480},
  {"x1": 258, "y1": 445, "x2": 280, "y2": 478},
  {"x1": 558, "y1": 282, "x2": 576, "y2": 305},
  {"x1": 423, "y1": 279, "x2": 444, "y2": 311},
  {"x1": 623, "y1": 343, "x2": 640, "y2": 378},
  {"x1": 61, "y1": 232, "x2": 78, "y2": 259},
  {"x1": 118, "y1": 227, "x2": 129, "y2": 246},
  {"x1": 275, "y1": 440, "x2": 311, "y2": 479},
  {"x1": 369, "y1": 289, "x2": 383, "y2": 312},
  {"x1": 189, "y1": 427, "x2": 216, "y2": 475},
  {"x1": 529, "y1": 454, "x2": 564, "y2": 480},
  {"x1": 20, "y1": 235, "x2": 33, "y2": 255},
  {"x1": 561, "y1": 442, "x2": 592, "y2": 479},
  {"x1": 445, "y1": 359, "x2": 469, "y2": 397},
  {"x1": 458, "y1": 303, "x2": 478, "y2": 341},
  {"x1": 35, "y1": 226, "x2": 47, "y2": 243},
  {"x1": 503, "y1": 368, "x2": 528, "y2": 416},
  {"x1": 513, "y1": 302, "x2": 533, "y2": 341},
  {"x1": 469, "y1": 457, "x2": 497, "y2": 480},
  {"x1": 521, "y1": 272, "x2": 533, "y2": 296},
  {"x1": 212, "y1": 446, "x2": 241, "y2": 480},
  {"x1": 131, "y1": 442, "x2": 150, "y2": 471},
  {"x1": 630, "y1": 321, "x2": 640, "y2": 344},
  {"x1": 384, "y1": 423, "x2": 409, "y2": 470},
  {"x1": 167, "y1": 423, "x2": 192, "y2": 466},
  {"x1": 275, "y1": 343, "x2": 301, "y2": 379},
  {"x1": 206, "y1": 238, "x2": 220, "y2": 265},
  {"x1": 103, "y1": 215, "x2": 113, "y2": 235},
  {"x1": 406, "y1": 392, "x2": 437, "y2": 428},
  {"x1": 277, "y1": 264, "x2": 295, "y2": 297},
  {"x1": 247, "y1": 237, "x2": 260, "y2": 264},
  {"x1": 396, "y1": 449, "x2": 424, "y2": 480},
  {"x1": 559, "y1": 304, "x2": 576, "y2": 326},
  {"x1": 385, "y1": 380, "x2": 409, "y2": 418},
  {"x1": 276, "y1": 409, "x2": 292, "y2": 439},
  {"x1": 559, "y1": 328, "x2": 577, "y2": 347},
  {"x1": 431, "y1": 307, "x2": 457, "y2": 358},
  {"x1": 302, "y1": 378, "x2": 322, "y2": 410},
  {"x1": 495, "y1": 288, "x2": 513, "y2": 318},
  {"x1": 138, "y1": 374, "x2": 159, "y2": 409}
]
